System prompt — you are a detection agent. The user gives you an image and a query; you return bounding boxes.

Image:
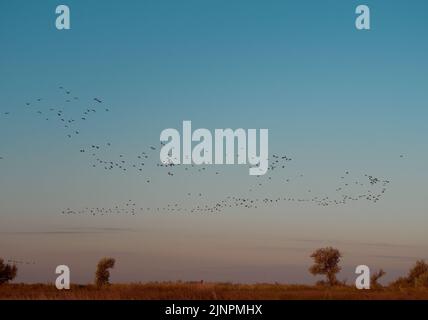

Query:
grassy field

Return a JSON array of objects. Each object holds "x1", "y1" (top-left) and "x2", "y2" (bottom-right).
[{"x1": 1, "y1": 282, "x2": 428, "y2": 300}]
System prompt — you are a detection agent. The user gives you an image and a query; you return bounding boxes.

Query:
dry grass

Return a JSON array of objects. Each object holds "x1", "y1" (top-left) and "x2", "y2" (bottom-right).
[{"x1": 1, "y1": 282, "x2": 428, "y2": 300}]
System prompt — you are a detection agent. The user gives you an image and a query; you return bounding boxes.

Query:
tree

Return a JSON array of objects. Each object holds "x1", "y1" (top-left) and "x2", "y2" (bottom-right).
[
  {"x1": 309, "y1": 247, "x2": 342, "y2": 286},
  {"x1": 370, "y1": 269, "x2": 386, "y2": 288},
  {"x1": 0, "y1": 258, "x2": 18, "y2": 284},
  {"x1": 95, "y1": 257, "x2": 115, "y2": 287}
]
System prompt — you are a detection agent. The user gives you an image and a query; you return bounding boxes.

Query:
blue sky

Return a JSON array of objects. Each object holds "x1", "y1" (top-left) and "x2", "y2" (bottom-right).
[{"x1": 0, "y1": 0, "x2": 427, "y2": 283}]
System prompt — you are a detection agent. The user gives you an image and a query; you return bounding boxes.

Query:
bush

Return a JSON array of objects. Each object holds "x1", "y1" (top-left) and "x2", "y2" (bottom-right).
[
  {"x1": 390, "y1": 276, "x2": 410, "y2": 289},
  {"x1": 370, "y1": 269, "x2": 386, "y2": 289},
  {"x1": 415, "y1": 272, "x2": 428, "y2": 289},
  {"x1": 0, "y1": 258, "x2": 18, "y2": 284},
  {"x1": 95, "y1": 257, "x2": 115, "y2": 287},
  {"x1": 407, "y1": 260, "x2": 428, "y2": 285},
  {"x1": 389, "y1": 260, "x2": 428, "y2": 288}
]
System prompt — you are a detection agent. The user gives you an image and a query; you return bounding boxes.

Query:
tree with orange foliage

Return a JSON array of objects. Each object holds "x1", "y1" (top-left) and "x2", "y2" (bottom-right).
[{"x1": 309, "y1": 247, "x2": 342, "y2": 286}]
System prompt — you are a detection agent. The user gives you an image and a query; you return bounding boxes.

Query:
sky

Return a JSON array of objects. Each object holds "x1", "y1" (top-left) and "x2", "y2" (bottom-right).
[{"x1": 0, "y1": 0, "x2": 427, "y2": 284}]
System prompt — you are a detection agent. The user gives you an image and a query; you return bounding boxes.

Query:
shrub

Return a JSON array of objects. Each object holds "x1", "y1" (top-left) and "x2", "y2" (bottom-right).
[
  {"x1": 415, "y1": 272, "x2": 428, "y2": 289},
  {"x1": 389, "y1": 276, "x2": 410, "y2": 289},
  {"x1": 407, "y1": 260, "x2": 428, "y2": 285},
  {"x1": 95, "y1": 257, "x2": 115, "y2": 287},
  {"x1": 370, "y1": 269, "x2": 386, "y2": 289},
  {"x1": 0, "y1": 258, "x2": 18, "y2": 284},
  {"x1": 389, "y1": 260, "x2": 428, "y2": 288}
]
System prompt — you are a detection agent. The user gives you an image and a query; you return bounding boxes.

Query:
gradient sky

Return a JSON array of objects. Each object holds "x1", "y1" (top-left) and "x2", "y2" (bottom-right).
[{"x1": 0, "y1": 0, "x2": 427, "y2": 284}]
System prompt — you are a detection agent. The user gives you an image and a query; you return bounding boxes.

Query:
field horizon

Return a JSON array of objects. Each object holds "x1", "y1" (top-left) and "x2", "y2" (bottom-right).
[{"x1": 1, "y1": 282, "x2": 428, "y2": 300}]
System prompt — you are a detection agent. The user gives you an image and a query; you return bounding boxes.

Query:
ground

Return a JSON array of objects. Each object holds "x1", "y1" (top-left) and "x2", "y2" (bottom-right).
[{"x1": 1, "y1": 282, "x2": 428, "y2": 300}]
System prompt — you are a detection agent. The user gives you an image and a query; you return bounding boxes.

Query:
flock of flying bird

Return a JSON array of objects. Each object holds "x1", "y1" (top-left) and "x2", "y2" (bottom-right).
[
  {"x1": 61, "y1": 169, "x2": 391, "y2": 216},
  {"x1": 0, "y1": 87, "x2": 400, "y2": 218},
  {"x1": 5, "y1": 259, "x2": 36, "y2": 266},
  {"x1": 1, "y1": 86, "x2": 109, "y2": 141}
]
